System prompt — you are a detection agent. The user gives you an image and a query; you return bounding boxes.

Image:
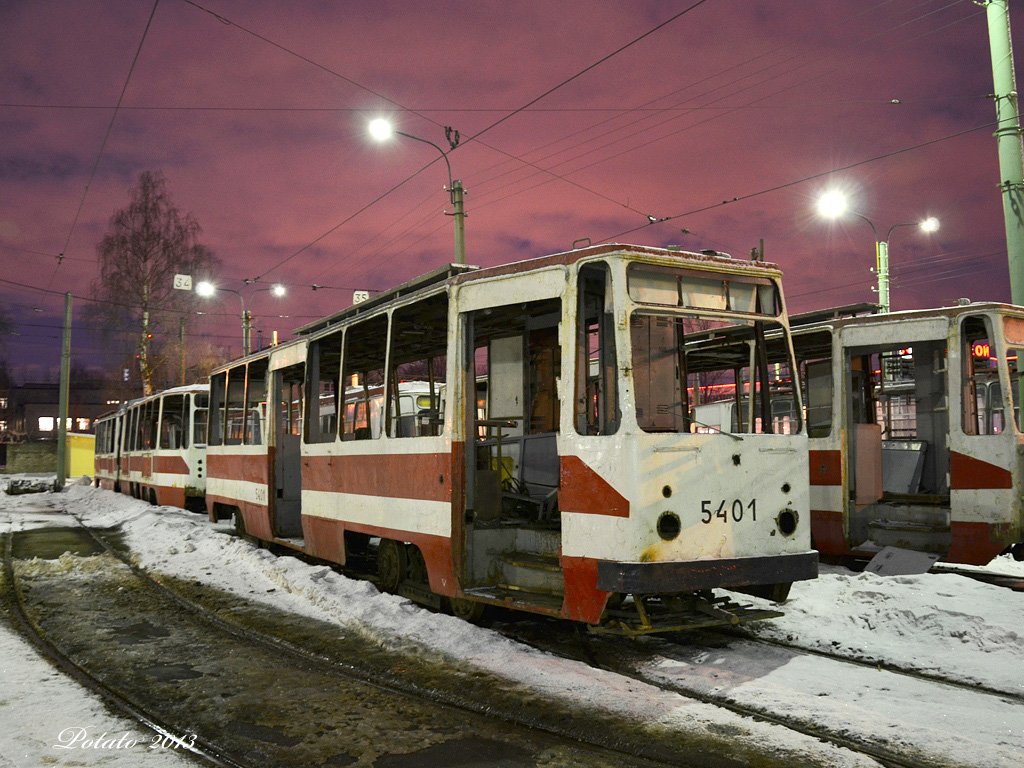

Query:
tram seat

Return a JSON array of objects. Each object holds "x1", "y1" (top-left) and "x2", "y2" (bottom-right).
[
  {"x1": 881, "y1": 440, "x2": 927, "y2": 495},
  {"x1": 503, "y1": 433, "x2": 559, "y2": 520}
]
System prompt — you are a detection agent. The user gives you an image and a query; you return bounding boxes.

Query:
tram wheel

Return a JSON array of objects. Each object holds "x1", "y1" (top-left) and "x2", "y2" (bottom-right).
[
  {"x1": 1012, "y1": 542, "x2": 1024, "y2": 562},
  {"x1": 377, "y1": 539, "x2": 407, "y2": 593},
  {"x1": 449, "y1": 597, "x2": 485, "y2": 623},
  {"x1": 407, "y1": 546, "x2": 428, "y2": 586}
]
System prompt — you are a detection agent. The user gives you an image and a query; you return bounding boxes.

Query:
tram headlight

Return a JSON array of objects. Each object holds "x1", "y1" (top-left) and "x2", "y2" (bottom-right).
[
  {"x1": 775, "y1": 508, "x2": 799, "y2": 537},
  {"x1": 657, "y1": 512, "x2": 682, "y2": 541}
]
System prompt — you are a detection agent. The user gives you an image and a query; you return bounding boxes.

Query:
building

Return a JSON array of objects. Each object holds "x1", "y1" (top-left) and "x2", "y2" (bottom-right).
[{"x1": 0, "y1": 383, "x2": 116, "y2": 471}]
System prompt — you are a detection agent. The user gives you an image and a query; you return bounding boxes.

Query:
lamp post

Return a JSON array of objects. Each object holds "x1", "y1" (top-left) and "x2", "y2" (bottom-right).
[
  {"x1": 817, "y1": 191, "x2": 939, "y2": 313},
  {"x1": 196, "y1": 282, "x2": 285, "y2": 356},
  {"x1": 369, "y1": 119, "x2": 465, "y2": 265}
]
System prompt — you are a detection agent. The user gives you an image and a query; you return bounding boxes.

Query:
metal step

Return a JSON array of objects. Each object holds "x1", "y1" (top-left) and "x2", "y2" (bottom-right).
[
  {"x1": 497, "y1": 550, "x2": 560, "y2": 572},
  {"x1": 463, "y1": 586, "x2": 565, "y2": 615}
]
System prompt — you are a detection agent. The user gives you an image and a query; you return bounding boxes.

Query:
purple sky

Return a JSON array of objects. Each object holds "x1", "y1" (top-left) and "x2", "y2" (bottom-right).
[{"x1": 1, "y1": 0, "x2": 1020, "y2": 382}]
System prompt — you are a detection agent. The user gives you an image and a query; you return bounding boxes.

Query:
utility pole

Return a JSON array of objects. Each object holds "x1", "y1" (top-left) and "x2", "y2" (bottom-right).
[
  {"x1": 55, "y1": 292, "x2": 72, "y2": 489},
  {"x1": 452, "y1": 179, "x2": 466, "y2": 266},
  {"x1": 179, "y1": 316, "x2": 186, "y2": 385},
  {"x1": 985, "y1": 0, "x2": 1024, "y2": 305}
]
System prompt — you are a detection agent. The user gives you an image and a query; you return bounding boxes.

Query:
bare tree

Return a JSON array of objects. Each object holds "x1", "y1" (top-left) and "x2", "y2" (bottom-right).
[{"x1": 90, "y1": 171, "x2": 219, "y2": 395}]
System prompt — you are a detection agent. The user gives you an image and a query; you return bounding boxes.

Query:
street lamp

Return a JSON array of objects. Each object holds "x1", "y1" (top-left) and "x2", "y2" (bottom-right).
[
  {"x1": 196, "y1": 281, "x2": 285, "y2": 355},
  {"x1": 368, "y1": 118, "x2": 466, "y2": 265},
  {"x1": 816, "y1": 191, "x2": 939, "y2": 313}
]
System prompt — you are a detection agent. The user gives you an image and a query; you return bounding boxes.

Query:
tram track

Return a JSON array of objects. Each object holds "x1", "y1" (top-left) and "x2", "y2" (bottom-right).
[
  {"x1": 710, "y1": 626, "x2": 1024, "y2": 704},
  {"x1": 497, "y1": 615, "x2": 1021, "y2": 768},
  {"x1": 3, "y1": 518, "x2": 865, "y2": 768}
]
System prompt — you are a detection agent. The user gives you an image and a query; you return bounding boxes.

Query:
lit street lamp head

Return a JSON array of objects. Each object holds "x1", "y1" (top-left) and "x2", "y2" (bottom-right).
[
  {"x1": 921, "y1": 217, "x2": 940, "y2": 233},
  {"x1": 368, "y1": 118, "x2": 393, "y2": 142},
  {"x1": 195, "y1": 281, "x2": 216, "y2": 297},
  {"x1": 817, "y1": 190, "x2": 848, "y2": 219}
]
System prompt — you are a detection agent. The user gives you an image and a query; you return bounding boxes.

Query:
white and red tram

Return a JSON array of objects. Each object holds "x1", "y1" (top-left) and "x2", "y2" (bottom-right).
[
  {"x1": 788, "y1": 303, "x2": 1024, "y2": 565},
  {"x1": 95, "y1": 384, "x2": 209, "y2": 511},
  {"x1": 205, "y1": 244, "x2": 817, "y2": 633},
  {"x1": 94, "y1": 406, "x2": 124, "y2": 493}
]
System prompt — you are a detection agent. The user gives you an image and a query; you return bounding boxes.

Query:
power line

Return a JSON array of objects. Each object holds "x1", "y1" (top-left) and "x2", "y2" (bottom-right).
[
  {"x1": 47, "y1": 0, "x2": 161, "y2": 291},
  {"x1": 596, "y1": 118, "x2": 1002, "y2": 243}
]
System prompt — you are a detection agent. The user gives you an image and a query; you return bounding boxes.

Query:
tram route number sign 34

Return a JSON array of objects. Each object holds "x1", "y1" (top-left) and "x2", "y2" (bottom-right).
[{"x1": 700, "y1": 499, "x2": 757, "y2": 524}]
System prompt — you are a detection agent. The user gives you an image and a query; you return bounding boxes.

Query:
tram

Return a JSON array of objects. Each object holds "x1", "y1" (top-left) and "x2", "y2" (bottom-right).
[
  {"x1": 94, "y1": 384, "x2": 209, "y2": 511},
  {"x1": 204, "y1": 243, "x2": 817, "y2": 634},
  {"x1": 94, "y1": 408, "x2": 124, "y2": 492},
  {"x1": 788, "y1": 302, "x2": 1024, "y2": 565}
]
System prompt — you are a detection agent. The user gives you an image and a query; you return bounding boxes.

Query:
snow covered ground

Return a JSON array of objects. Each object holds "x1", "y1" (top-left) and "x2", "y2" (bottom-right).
[{"x1": 1, "y1": 476, "x2": 1022, "y2": 768}]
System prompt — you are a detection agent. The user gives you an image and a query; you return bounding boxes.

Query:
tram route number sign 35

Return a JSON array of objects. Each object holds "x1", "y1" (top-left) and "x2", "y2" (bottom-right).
[{"x1": 700, "y1": 499, "x2": 757, "y2": 524}]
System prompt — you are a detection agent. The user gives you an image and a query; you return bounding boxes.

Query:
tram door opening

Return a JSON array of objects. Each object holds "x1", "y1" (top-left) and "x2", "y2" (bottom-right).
[
  {"x1": 273, "y1": 363, "x2": 304, "y2": 538},
  {"x1": 462, "y1": 297, "x2": 564, "y2": 598},
  {"x1": 845, "y1": 340, "x2": 949, "y2": 549}
]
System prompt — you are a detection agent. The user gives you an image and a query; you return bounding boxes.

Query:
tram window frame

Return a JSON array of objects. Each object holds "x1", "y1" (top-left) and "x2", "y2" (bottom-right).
[
  {"x1": 802, "y1": 357, "x2": 833, "y2": 438},
  {"x1": 961, "y1": 315, "x2": 1003, "y2": 436},
  {"x1": 159, "y1": 394, "x2": 187, "y2": 450},
  {"x1": 340, "y1": 314, "x2": 388, "y2": 441},
  {"x1": 627, "y1": 263, "x2": 781, "y2": 316},
  {"x1": 387, "y1": 295, "x2": 448, "y2": 439},
  {"x1": 630, "y1": 312, "x2": 799, "y2": 435},
  {"x1": 245, "y1": 359, "x2": 269, "y2": 446},
  {"x1": 208, "y1": 373, "x2": 226, "y2": 447},
  {"x1": 225, "y1": 367, "x2": 247, "y2": 446},
  {"x1": 575, "y1": 262, "x2": 620, "y2": 436},
  {"x1": 193, "y1": 393, "x2": 209, "y2": 447},
  {"x1": 141, "y1": 400, "x2": 158, "y2": 450},
  {"x1": 305, "y1": 333, "x2": 341, "y2": 444}
]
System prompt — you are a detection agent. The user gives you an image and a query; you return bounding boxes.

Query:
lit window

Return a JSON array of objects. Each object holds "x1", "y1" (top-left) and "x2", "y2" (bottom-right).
[
  {"x1": 0, "y1": 421, "x2": 6, "y2": 431},
  {"x1": 0, "y1": 397, "x2": 7, "y2": 409},
  {"x1": 38, "y1": 417, "x2": 54, "y2": 431},
  {"x1": 77, "y1": 418, "x2": 90, "y2": 431}
]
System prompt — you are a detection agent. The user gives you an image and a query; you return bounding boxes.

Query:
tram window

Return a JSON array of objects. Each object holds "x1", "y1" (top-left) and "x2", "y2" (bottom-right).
[
  {"x1": 208, "y1": 373, "x2": 226, "y2": 446},
  {"x1": 193, "y1": 393, "x2": 208, "y2": 446},
  {"x1": 962, "y1": 316, "x2": 1002, "y2": 435},
  {"x1": 576, "y1": 263, "x2": 619, "y2": 436},
  {"x1": 1007, "y1": 348, "x2": 1023, "y2": 432},
  {"x1": 341, "y1": 315, "x2": 387, "y2": 441},
  {"x1": 388, "y1": 296, "x2": 448, "y2": 438},
  {"x1": 245, "y1": 359, "x2": 268, "y2": 445},
  {"x1": 628, "y1": 263, "x2": 780, "y2": 316},
  {"x1": 306, "y1": 334, "x2": 341, "y2": 443},
  {"x1": 280, "y1": 376, "x2": 303, "y2": 437},
  {"x1": 141, "y1": 401, "x2": 158, "y2": 450},
  {"x1": 803, "y1": 358, "x2": 832, "y2": 437},
  {"x1": 631, "y1": 314, "x2": 798, "y2": 434},
  {"x1": 159, "y1": 395, "x2": 186, "y2": 450},
  {"x1": 225, "y1": 367, "x2": 247, "y2": 445},
  {"x1": 124, "y1": 408, "x2": 135, "y2": 451}
]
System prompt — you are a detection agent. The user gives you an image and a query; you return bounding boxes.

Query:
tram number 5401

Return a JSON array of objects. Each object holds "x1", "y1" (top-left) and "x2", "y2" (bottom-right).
[{"x1": 700, "y1": 499, "x2": 757, "y2": 524}]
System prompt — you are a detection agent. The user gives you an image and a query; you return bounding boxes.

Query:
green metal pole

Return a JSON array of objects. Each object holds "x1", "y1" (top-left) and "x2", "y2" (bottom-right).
[
  {"x1": 876, "y1": 240, "x2": 890, "y2": 313},
  {"x1": 986, "y1": 0, "x2": 1024, "y2": 305}
]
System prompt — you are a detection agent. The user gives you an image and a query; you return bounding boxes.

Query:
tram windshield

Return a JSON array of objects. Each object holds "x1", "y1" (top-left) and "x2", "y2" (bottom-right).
[{"x1": 627, "y1": 264, "x2": 798, "y2": 435}]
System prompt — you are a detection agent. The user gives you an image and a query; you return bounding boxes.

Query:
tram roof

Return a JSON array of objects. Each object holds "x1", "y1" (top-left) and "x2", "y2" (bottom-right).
[
  {"x1": 293, "y1": 243, "x2": 783, "y2": 337},
  {"x1": 790, "y1": 301, "x2": 1024, "y2": 333},
  {"x1": 294, "y1": 263, "x2": 478, "y2": 336}
]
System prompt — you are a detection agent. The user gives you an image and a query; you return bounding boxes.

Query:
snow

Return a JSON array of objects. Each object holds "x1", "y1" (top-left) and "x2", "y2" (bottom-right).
[{"x1": 2, "y1": 475, "x2": 1023, "y2": 767}]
